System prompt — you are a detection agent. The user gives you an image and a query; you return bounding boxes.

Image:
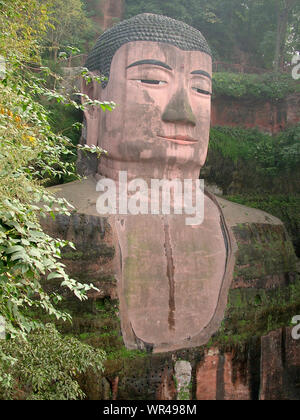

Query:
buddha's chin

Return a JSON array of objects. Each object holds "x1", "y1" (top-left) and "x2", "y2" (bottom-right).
[{"x1": 98, "y1": 162, "x2": 202, "y2": 184}]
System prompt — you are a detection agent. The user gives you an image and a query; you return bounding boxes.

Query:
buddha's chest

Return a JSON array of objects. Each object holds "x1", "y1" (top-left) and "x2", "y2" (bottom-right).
[{"x1": 113, "y1": 200, "x2": 229, "y2": 352}]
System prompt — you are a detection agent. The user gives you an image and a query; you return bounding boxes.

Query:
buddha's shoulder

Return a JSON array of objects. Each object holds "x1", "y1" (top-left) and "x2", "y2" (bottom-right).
[
  {"x1": 49, "y1": 177, "x2": 284, "y2": 228},
  {"x1": 211, "y1": 195, "x2": 283, "y2": 228},
  {"x1": 48, "y1": 176, "x2": 99, "y2": 217},
  {"x1": 207, "y1": 194, "x2": 297, "y2": 289}
]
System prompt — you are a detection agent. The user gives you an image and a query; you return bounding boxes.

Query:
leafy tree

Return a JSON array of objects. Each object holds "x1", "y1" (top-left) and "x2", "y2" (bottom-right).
[
  {"x1": 0, "y1": 0, "x2": 51, "y2": 63},
  {"x1": 0, "y1": 0, "x2": 114, "y2": 399},
  {"x1": 40, "y1": 0, "x2": 96, "y2": 62},
  {"x1": 0, "y1": 324, "x2": 106, "y2": 400},
  {"x1": 1, "y1": 0, "x2": 94, "y2": 338},
  {"x1": 125, "y1": 0, "x2": 300, "y2": 69},
  {"x1": 273, "y1": 0, "x2": 298, "y2": 71},
  {"x1": 213, "y1": 72, "x2": 300, "y2": 100}
]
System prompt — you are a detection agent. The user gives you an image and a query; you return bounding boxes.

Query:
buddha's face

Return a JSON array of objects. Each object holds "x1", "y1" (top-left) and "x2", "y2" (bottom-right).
[{"x1": 84, "y1": 41, "x2": 212, "y2": 180}]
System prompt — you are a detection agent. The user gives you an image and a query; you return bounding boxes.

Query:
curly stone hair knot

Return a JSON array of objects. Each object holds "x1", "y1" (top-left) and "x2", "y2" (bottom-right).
[{"x1": 85, "y1": 13, "x2": 211, "y2": 88}]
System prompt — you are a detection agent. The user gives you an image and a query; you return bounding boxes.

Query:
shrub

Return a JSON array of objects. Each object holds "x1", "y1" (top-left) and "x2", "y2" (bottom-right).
[
  {"x1": 213, "y1": 72, "x2": 300, "y2": 100},
  {"x1": 0, "y1": 324, "x2": 106, "y2": 400}
]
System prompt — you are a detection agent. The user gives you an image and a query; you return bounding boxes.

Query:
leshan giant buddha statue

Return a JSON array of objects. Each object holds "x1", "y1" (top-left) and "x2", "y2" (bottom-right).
[{"x1": 48, "y1": 14, "x2": 296, "y2": 354}]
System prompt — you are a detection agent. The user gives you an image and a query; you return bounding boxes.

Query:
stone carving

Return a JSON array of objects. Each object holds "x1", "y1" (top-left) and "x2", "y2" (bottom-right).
[
  {"x1": 85, "y1": 13, "x2": 211, "y2": 88},
  {"x1": 46, "y1": 14, "x2": 297, "y2": 359},
  {"x1": 80, "y1": 13, "x2": 237, "y2": 352},
  {"x1": 174, "y1": 360, "x2": 192, "y2": 400}
]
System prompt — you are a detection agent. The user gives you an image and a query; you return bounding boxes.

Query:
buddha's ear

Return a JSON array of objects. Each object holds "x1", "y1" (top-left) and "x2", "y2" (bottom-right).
[{"x1": 81, "y1": 71, "x2": 102, "y2": 146}]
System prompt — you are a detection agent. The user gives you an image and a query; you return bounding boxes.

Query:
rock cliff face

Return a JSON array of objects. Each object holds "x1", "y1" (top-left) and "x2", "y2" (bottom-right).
[
  {"x1": 86, "y1": 0, "x2": 124, "y2": 32},
  {"x1": 211, "y1": 94, "x2": 300, "y2": 134},
  {"x1": 98, "y1": 0, "x2": 124, "y2": 30},
  {"x1": 260, "y1": 328, "x2": 300, "y2": 400},
  {"x1": 40, "y1": 178, "x2": 299, "y2": 400},
  {"x1": 160, "y1": 329, "x2": 300, "y2": 400}
]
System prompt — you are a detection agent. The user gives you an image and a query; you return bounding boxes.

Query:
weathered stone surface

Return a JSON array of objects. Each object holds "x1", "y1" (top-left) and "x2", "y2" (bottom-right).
[
  {"x1": 115, "y1": 202, "x2": 232, "y2": 353},
  {"x1": 40, "y1": 209, "x2": 117, "y2": 301},
  {"x1": 39, "y1": 207, "x2": 299, "y2": 400},
  {"x1": 196, "y1": 348, "x2": 219, "y2": 400},
  {"x1": 215, "y1": 196, "x2": 297, "y2": 289},
  {"x1": 211, "y1": 94, "x2": 300, "y2": 134},
  {"x1": 231, "y1": 223, "x2": 296, "y2": 289},
  {"x1": 174, "y1": 361, "x2": 192, "y2": 400},
  {"x1": 98, "y1": 0, "x2": 124, "y2": 31},
  {"x1": 157, "y1": 368, "x2": 176, "y2": 400},
  {"x1": 84, "y1": 0, "x2": 124, "y2": 37},
  {"x1": 195, "y1": 328, "x2": 300, "y2": 401},
  {"x1": 260, "y1": 328, "x2": 300, "y2": 400},
  {"x1": 223, "y1": 352, "x2": 251, "y2": 400},
  {"x1": 77, "y1": 326, "x2": 300, "y2": 400},
  {"x1": 196, "y1": 349, "x2": 253, "y2": 400},
  {"x1": 116, "y1": 353, "x2": 175, "y2": 400},
  {"x1": 260, "y1": 329, "x2": 284, "y2": 400},
  {"x1": 89, "y1": 327, "x2": 300, "y2": 400}
]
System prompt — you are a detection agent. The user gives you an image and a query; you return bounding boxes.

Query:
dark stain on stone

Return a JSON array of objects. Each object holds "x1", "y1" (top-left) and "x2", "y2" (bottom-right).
[
  {"x1": 163, "y1": 217, "x2": 175, "y2": 332},
  {"x1": 216, "y1": 353, "x2": 225, "y2": 400},
  {"x1": 131, "y1": 322, "x2": 154, "y2": 353},
  {"x1": 99, "y1": 217, "x2": 106, "y2": 239},
  {"x1": 166, "y1": 156, "x2": 177, "y2": 167},
  {"x1": 248, "y1": 337, "x2": 261, "y2": 401}
]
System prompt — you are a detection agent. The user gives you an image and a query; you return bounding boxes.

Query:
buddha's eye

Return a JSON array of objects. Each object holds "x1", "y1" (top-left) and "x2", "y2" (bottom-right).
[
  {"x1": 138, "y1": 79, "x2": 167, "y2": 85},
  {"x1": 192, "y1": 87, "x2": 211, "y2": 95}
]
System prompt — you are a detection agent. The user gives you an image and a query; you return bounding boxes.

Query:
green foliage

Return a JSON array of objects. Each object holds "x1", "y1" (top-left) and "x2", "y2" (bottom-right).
[
  {"x1": 0, "y1": 196, "x2": 102, "y2": 338},
  {"x1": 65, "y1": 298, "x2": 147, "y2": 374},
  {"x1": 41, "y1": 0, "x2": 97, "y2": 61},
  {"x1": 225, "y1": 194, "x2": 300, "y2": 256},
  {"x1": 204, "y1": 125, "x2": 300, "y2": 255},
  {"x1": 213, "y1": 72, "x2": 300, "y2": 100},
  {"x1": 210, "y1": 275, "x2": 300, "y2": 350},
  {"x1": 0, "y1": 0, "x2": 51, "y2": 64},
  {"x1": 0, "y1": 324, "x2": 105, "y2": 400},
  {"x1": 205, "y1": 124, "x2": 300, "y2": 194},
  {"x1": 0, "y1": 0, "x2": 89, "y2": 337},
  {"x1": 0, "y1": 0, "x2": 116, "y2": 399},
  {"x1": 209, "y1": 126, "x2": 259, "y2": 162},
  {"x1": 82, "y1": 0, "x2": 103, "y2": 20},
  {"x1": 0, "y1": 73, "x2": 77, "y2": 185},
  {"x1": 44, "y1": 101, "x2": 83, "y2": 184},
  {"x1": 125, "y1": 0, "x2": 300, "y2": 69},
  {"x1": 47, "y1": 101, "x2": 82, "y2": 145}
]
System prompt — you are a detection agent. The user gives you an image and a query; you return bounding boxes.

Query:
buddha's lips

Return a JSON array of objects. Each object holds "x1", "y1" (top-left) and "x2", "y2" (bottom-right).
[{"x1": 158, "y1": 135, "x2": 198, "y2": 145}]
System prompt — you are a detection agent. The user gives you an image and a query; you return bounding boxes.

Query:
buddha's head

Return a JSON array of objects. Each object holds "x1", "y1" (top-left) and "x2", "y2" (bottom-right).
[{"x1": 83, "y1": 13, "x2": 212, "y2": 181}]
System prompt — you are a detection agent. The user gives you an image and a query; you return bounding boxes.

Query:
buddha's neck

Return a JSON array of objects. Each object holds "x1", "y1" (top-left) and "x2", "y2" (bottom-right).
[{"x1": 97, "y1": 158, "x2": 202, "y2": 182}]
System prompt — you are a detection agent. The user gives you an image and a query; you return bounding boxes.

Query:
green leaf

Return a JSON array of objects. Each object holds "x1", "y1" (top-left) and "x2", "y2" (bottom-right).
[
  {"x1": 47, "y1": 272, "x2": 63, "y2": 281},
  {"x1": 5, "y1": 246, "x2": 25, "y2": 254}
]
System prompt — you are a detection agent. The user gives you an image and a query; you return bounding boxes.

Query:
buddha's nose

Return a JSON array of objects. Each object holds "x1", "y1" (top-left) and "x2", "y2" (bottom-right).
[{"x1": 162, "y1": 88, "x2": 196, "y2": 126}]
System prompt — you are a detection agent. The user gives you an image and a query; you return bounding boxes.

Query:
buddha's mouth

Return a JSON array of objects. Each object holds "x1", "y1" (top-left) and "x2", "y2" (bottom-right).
[{"x1": 157, "y1": 135, "x2": 198, "y2": 145}]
